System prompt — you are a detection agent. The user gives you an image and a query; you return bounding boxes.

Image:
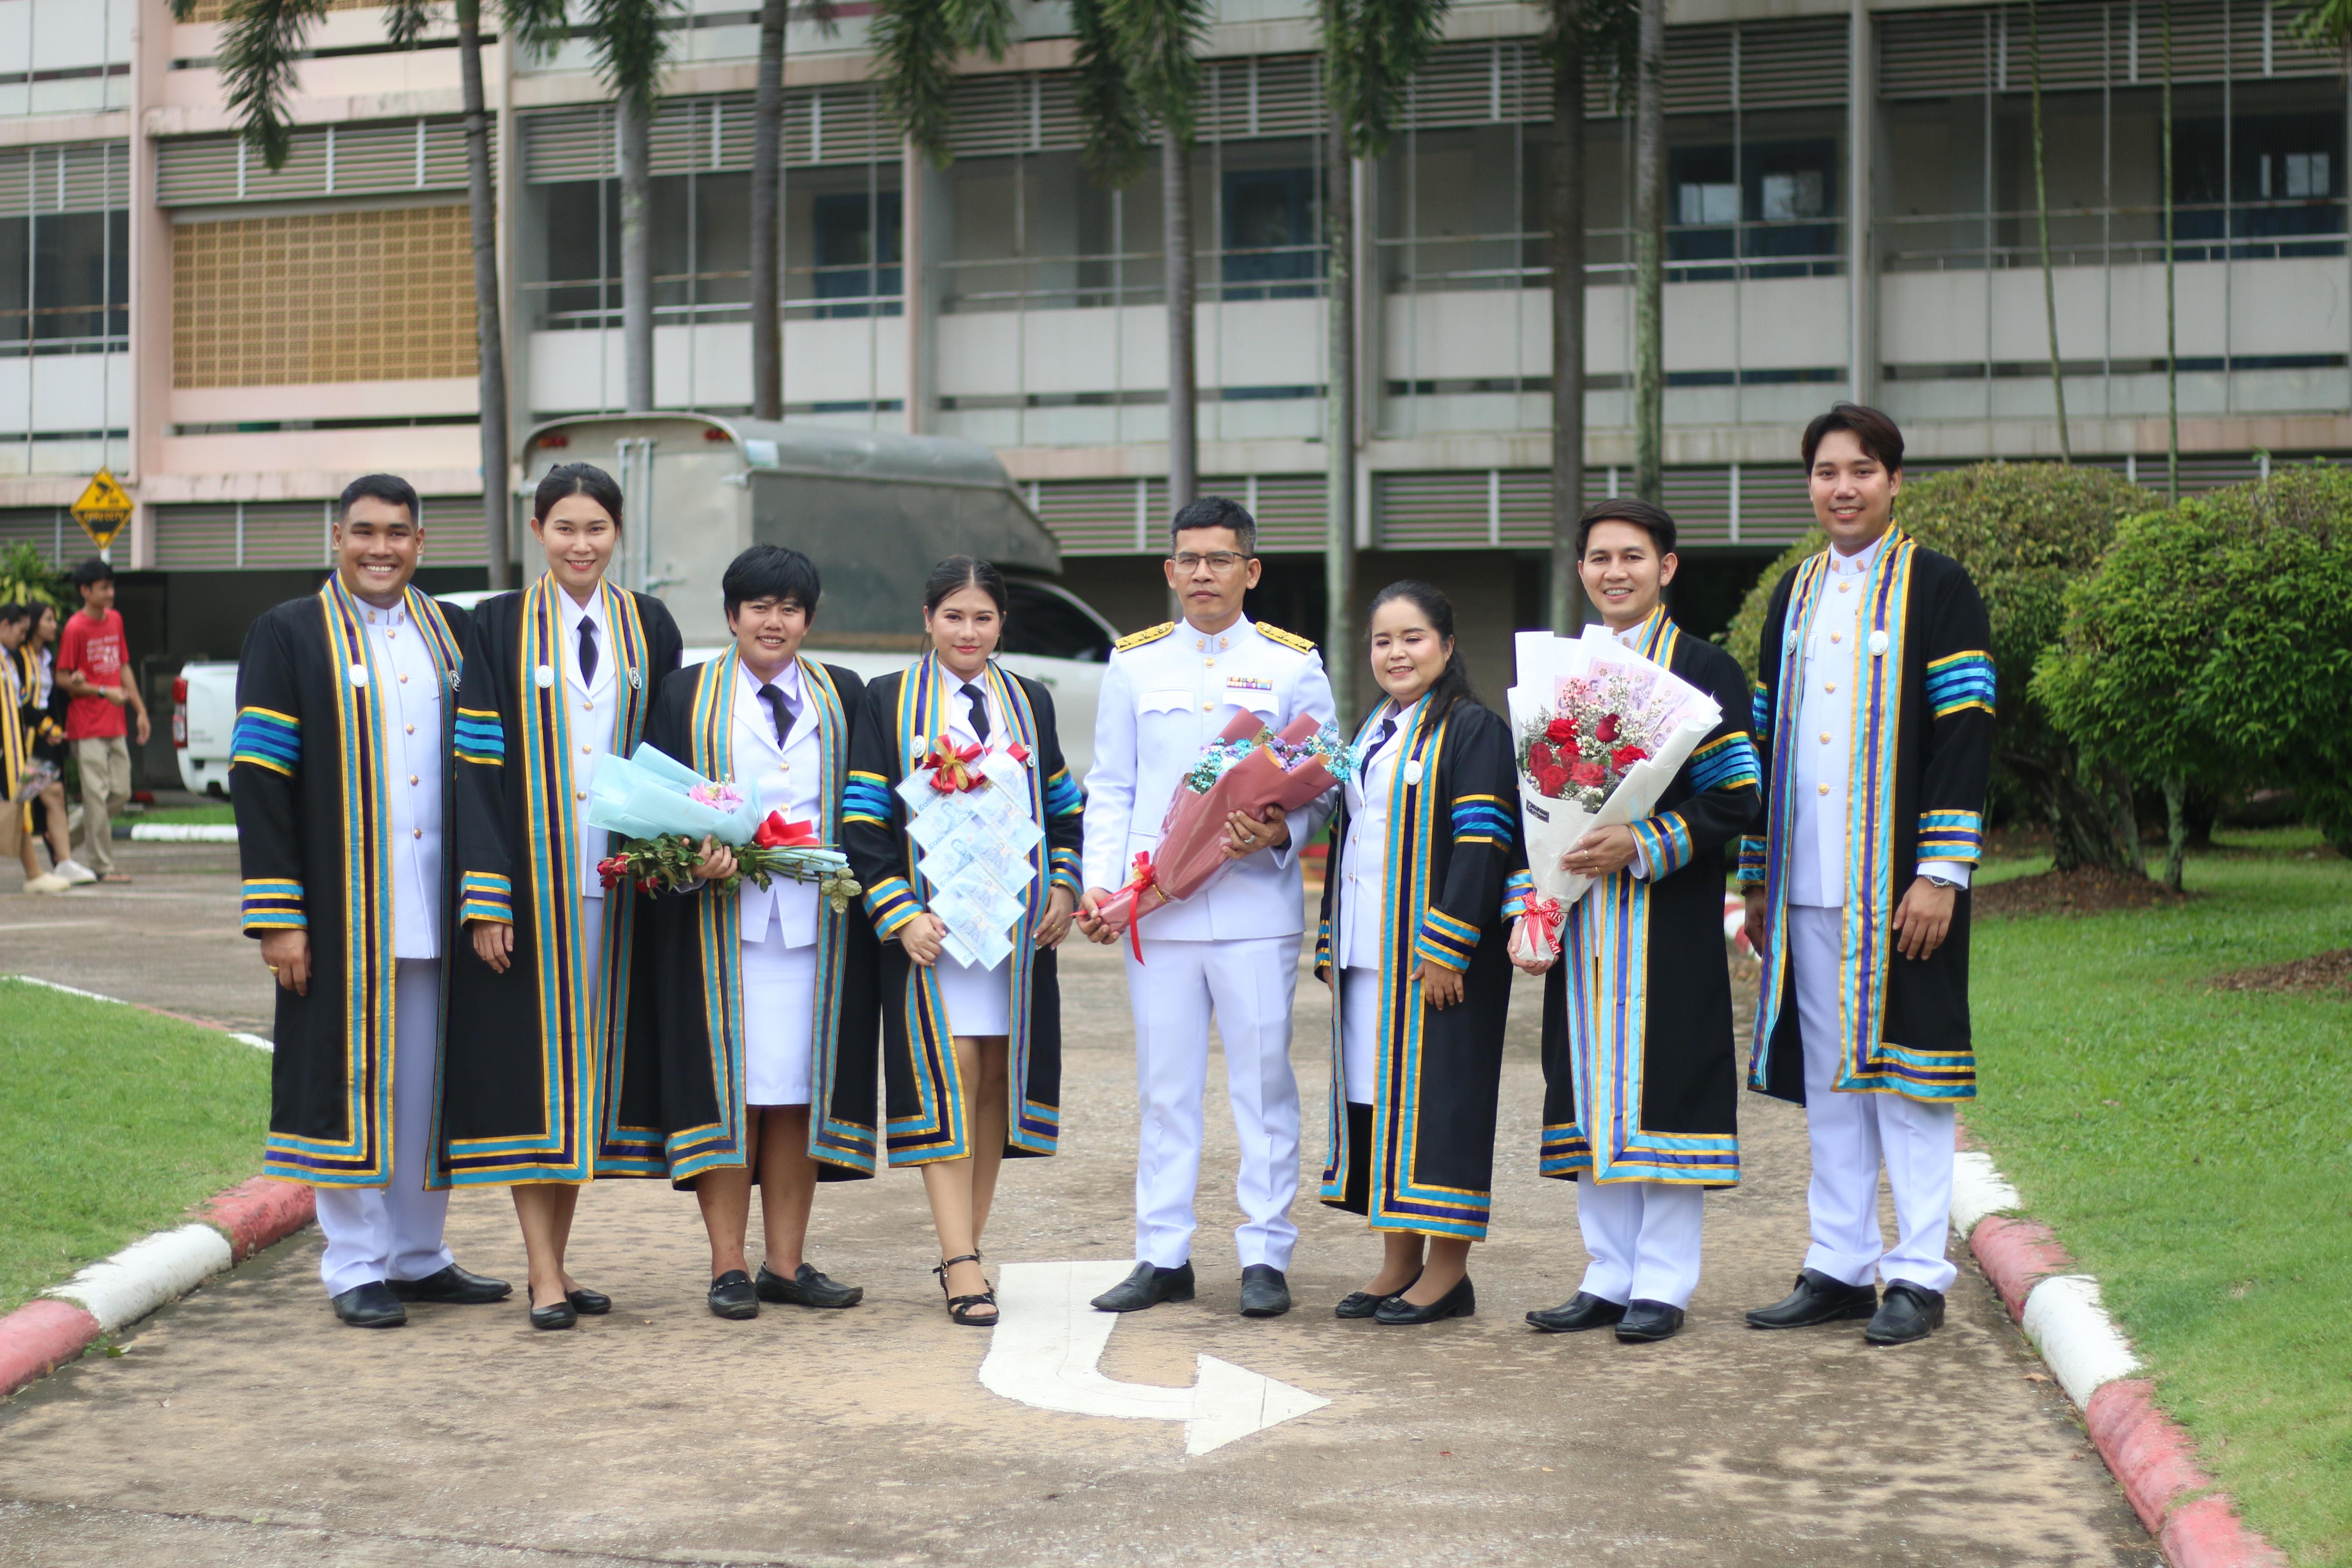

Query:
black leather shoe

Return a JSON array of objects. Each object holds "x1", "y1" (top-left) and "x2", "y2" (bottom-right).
[
  {"x1": 528, "y1": 1298, "x2": 577, "y2": 1331},
  {"x1": 1525, "y1": 1292, "x2": 1626, "y2": 1333},
  {"x1": 388, "y1": 1263, "x2": 512, "y2": 1305},
  {"x1": 330, "y1": 1280, "x2": 406, "y2": 1328},
  {"x1": 756, "y1": 1262, "x2": 864, "y2": 1308},
  {"x1": 1375, "y1": 1274, "x2": 1475, "y2": 1324},
  {"x1": 564, "y1": 1286, "x2": 612, "y2": 1316},
  {"x1": 1746, "y1": 1269, "x2": 1878, "y2": 1329},
  {"x1": 1336, "y1": 1272, "x2": 1418, "y2": 1319},
  {"x1": 1090, "y1": 1260, "x2": 1195, "y2": 1312},
  {"x1": 1864, "y1": 1282, "x2": 1946, "y2": 1345},
  {"x1": 708, "y1": 1269, "x2": 760, "y2": 1320},
  {"x1": 1239, "y1": 1264, "x2": 1291, "y2": 1318},
  {"x1": 1615, "y1": 1299, "x2": 1685, "y2": 1342}
]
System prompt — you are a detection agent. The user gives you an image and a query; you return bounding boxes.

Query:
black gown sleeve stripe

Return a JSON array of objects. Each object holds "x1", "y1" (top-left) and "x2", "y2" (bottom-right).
[
  {"x1": 1914, "y1": 555, "x2": 1996, "y2": 868},
  {"x1": 453, "y1": 592, "x2": 519, "y2": 925},
  {"x1": 1414, "y1": 704, "x2": 1520, "y2": 973},
  {"x1": 230, "y1": 606, "x2": 310, "y2": 934}
]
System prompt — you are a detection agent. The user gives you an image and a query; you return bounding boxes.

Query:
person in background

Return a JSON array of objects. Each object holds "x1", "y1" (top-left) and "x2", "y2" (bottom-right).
[
  {"x1": 56, "y1": 557, "x2": 148, "y2": 884},
  {"x1": 227, "y1": 473, "x2": 511, "y2": 1327},
  {"x1": 9, "y1": 602, "x2": 75, "y2": 894}
]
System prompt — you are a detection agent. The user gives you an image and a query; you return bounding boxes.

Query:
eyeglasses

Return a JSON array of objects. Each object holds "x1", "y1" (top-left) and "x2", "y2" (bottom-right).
[{"x1": 1169, "y1": 551, "x2": 1250, "y2": 573}]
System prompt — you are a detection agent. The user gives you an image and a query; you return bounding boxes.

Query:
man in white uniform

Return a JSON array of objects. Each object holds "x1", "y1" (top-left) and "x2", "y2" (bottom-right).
[{"x1": 1077, "y1": 496, "x2": 1338, "y2": 1318}]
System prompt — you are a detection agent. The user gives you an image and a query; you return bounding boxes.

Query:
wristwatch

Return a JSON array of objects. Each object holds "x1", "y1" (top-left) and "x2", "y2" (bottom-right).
[{"x1": 1921, "y1": 870, "x2": 1963, "y2": 889}]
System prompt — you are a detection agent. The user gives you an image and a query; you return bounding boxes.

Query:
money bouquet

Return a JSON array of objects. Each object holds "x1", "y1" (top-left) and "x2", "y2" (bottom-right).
[
  {"x1": 1094, "y1": 712, "x2": 1355, "y2": 959},
  {"x1": 896, "y1": 740, "x2": 1044, "y2": 970},
  {"x1": 1506, "y1": 627, "x2": 1721, "y2": 959},
  {"x1": 586, "y1": 741, "x2": 861, "y2": 911}
]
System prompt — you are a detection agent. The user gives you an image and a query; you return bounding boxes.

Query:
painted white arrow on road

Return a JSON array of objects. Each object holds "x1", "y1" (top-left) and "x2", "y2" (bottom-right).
[{"x1": 979, "y1": 1260, "x2": 1330, "y2": 1455}]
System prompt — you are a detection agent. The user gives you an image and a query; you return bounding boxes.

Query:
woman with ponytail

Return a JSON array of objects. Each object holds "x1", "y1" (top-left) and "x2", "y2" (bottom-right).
[{"x1": 1313, "y1": 581, "x2": 1528, "y2": 1323}]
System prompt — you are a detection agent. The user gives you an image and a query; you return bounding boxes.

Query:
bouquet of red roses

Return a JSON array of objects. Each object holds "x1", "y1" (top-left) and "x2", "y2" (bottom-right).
[{"x1": 1094, "y1": 711, "x2": 1354, "y2": 959}]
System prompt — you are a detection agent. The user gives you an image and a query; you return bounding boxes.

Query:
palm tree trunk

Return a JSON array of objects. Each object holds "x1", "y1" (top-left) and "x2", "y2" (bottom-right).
[
  {"x1": 456, "y1": 0, "x2": 513, "y2": 588},
  {"x1": 1631, "y1": 0, "x2": 1664, "y2": 504},
  {"x1": 2027, "y1": 0, "x2": 2071, "y2": 462},
  {"x1": 621, "y1": 93, "x2": 655, "y2": 414},
  {"x1": 1164, "y1": 133, "x2": 1197, "y2": 513},
  {"x1": 1549, "y1": 5, "x2": 1587, "y2": 633},
  {"x1": 750, "y1": 0, "x2": 787, "y2": 423},
  {"x1": 1323, "y1": 124, "x2": 1357, "y2": 723},
  {"x1": 2162, "y1": 0, "x2": 2178, "y2": 501}
]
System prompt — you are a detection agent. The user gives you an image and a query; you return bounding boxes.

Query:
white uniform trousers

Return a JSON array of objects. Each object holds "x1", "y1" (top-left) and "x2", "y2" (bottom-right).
[
  {"x1": 1788, "y1": 905, "x2": 1960, "y2": 1294},
  {"x1": 1574, "y1": 1175, "x2": 1705, "y2": 1309},
  {"x1": 316, "y1": 959, "x2": 456, "y2": 1296},
  {"x1": 1127, "y1": 933, "x2": 1304, "y2": 1272}
]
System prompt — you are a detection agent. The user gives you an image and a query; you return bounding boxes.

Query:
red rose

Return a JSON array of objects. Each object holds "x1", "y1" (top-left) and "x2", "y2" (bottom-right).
[
  {"x1": 1611, "y1": 744, "x2": 1650, "y2": 769},
  {"x1": 1544, "y1": 717, "x2": 1576, "y2": 745},
  {"x1": 1595, "y1": 712, "x2": 1621, "y2": 744},
  {"x1": 597, "y1": 854, "x2": 628, "y2": 890},
  {"x1": 1528, "y1": 741, "x2": 1555, "y2": 771},
  {"x1": 1568, "y1": 760, "x2": 1607, "y2": 789},
  {"x1": 1535, "y1": 765, "x2": 1571, "y2": 797}
]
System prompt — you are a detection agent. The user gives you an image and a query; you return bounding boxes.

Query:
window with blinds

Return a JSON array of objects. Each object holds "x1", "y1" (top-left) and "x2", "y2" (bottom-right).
[
  {"x1": 0, "y1": 142, "x2": 129, "y2": 219},
  {"x1": 1029, "y1": 473, "x2": 1330, "y2": 555},
  {"x1": 1878, "y1": 0, "x2": 2337, "y2": 98},
  {"x1": 0, "y1": 506, "x2": 72, "y2": 564},
  {"x1": 172, "y1": 205, "x2": 478, "y2": 388},
  {"x1": 151, "y1": 497, "x2": 487, "y2": 571},
  {"x1": 1378, "y1": 466, "x2": 1820, "y2": 549},
  {"x1": 176, "y1": 0, "x2": 371, "y2": 19},
  {"x1": 155, "y1": 119, "x2": 481, "y2": 207}
]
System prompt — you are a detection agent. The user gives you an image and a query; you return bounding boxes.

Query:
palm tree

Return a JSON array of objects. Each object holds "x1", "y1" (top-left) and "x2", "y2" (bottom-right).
[
  {"x1": 196, "y1": 0, "x2": 595, "y2": 586},
  {"x1": 580, "y1": 1, "x2": 685, "y2": 416},
  {"x1": 1629, "y1": 0, "x2": 1663, "y2": 503},
  {"x1": 2025, "y1": 0, "x2": 2071, "y2": 461}
]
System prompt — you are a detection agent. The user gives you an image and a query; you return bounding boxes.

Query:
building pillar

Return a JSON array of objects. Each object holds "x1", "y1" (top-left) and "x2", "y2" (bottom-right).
[
  {"x1": 1847, "y1": 0, "x2": 1877, "y2": 408},
  {"x1": 901, "y1": 138, "x2": 944, "y2": 435},
  {"x1": 125, "y1": 0, "x2": 175, "y2": 569}
]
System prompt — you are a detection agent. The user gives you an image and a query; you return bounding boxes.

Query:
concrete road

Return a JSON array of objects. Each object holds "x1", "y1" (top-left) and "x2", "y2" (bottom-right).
[{"x1": 0, "y1": 843, "x2": 2159, "y2": 1567}]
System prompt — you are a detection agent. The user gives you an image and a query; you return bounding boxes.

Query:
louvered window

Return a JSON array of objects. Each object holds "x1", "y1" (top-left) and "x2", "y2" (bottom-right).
[
  {"x1": 1377, "y1": 465, "x2": 1818, "y2": 549},
  {"x1": 1029, "y1": 473, "x2": 1329, "y2": 555},
  {"x1": 176, "y1": 0, "x2": 369, "y2": 19},
  {"x1": 1879, "y1": 0, "x2": 2337, "y2": 97},
  {"x1": 150, "y1": 505, "x2": 240, "y2": 570},
  {"x1": 522, "y1": 88, "x2": 899, "y2": 182},
  {"x1": 0, "y1": 507, "x2": 71, "y2": 564},
  {"x1": 0, "y1": 142, "x2": 130, "y2": 219},
  {"x1": 150, "y1": 498, "x2": 487, "y2": 570},
  {"x1": 155, "y1": 119, "x2": 482, "y2": 207}
]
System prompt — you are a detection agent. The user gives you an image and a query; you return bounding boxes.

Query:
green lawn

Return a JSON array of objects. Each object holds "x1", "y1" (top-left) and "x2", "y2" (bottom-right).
[
  {"x1": 129, "y1": 802, "x2": 236, "y2": 826},
  {"x1": 1967, "y1": 830, "x2": 2352, "y2": 1568},
  {"x1": 0, "y1": 978, "x2": 270, "y2": 1317}
]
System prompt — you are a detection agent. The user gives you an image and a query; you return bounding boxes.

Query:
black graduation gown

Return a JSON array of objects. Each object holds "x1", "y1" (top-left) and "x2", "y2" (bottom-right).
[
  {"x1": 1538, "y1": 609, "x2": 1759, "y2": 1187},
  {"x1": 616, "y1": 651, "x2": 882, "y2": 1187},
  {"x1": 228, "y1": 579, "x2": 468, "y2": 1186},
  {"x1": 1742, "y1": 531, "x2": 1996, "y2": 1106},
  {"x1": 841, "y1": 655, "x2": 1084, "y2": 1167},
  {"x1": 437, "y1": 577, "x2": 683, "y2": 1187},
  {"x1": 1314, "y1": 698, "x2": 1526, "y2": 1240}
]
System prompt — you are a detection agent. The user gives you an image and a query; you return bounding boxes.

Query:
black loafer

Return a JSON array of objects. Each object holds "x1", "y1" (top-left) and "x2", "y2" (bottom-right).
[
  {"x1": 756, "y1": 1262, "x2": 863, "y2": 1308},
  {"x1": 1375, "y1": 1274, "x2": 1475, "y2": 1324},
  {"x1": 330, "y1": 1280, "x2": 406, "y2": 1328},
  {"x1": 1525, "y1": 1292, "x2": 1626, "y2": 1333},
  {"x1": 1615, "y1": 1299, "x2": 1686, "y2": 1342},
  {"x1": 565, "y1": 1286, "x2": 612, "y2": 1316},
  {"x1": 1746, "y1": 1269, "x2": 1878, "y2": 1330},
  {"x1": 1865, "y1": 1281, "x2": 1946, "y2": 1345},
  {"x1": 388, "y1": 1263, "x2": 512, "y2": 1305},
  {"x1": 1336, "y1": 1272, "x2": 1418, "y2": 1319},
  {"x1": 1090, "y1": 1260, "x2": 1195, "y2": 1313},
  {"x1": 528, "y1": 1298, "x2": 578, "y2": 1331},
  {"x1": 1239, "y1": 1264, "x2": 1291, "y2": 1318},
  {"x1": 708, "y1": 1269, "x2": 760, "y2": 1320}
]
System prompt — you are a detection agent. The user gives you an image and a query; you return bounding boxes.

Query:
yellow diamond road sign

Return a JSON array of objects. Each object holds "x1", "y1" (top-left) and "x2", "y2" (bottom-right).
[{"x1": 70, "y1": 469, "x2": 133, "y2": 551}]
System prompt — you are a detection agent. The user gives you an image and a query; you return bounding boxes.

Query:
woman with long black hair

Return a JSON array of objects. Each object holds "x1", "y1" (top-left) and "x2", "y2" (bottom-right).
[
  {"x1": 441, "y1": 462, "x2": 683, "y2": 1329},
  {"x1": 841, "y1": 556, "x2": 1084, "y2": 1326},
  {"x1": 1314, "y1": 581, "x2": 1527, "y2": 1323}
]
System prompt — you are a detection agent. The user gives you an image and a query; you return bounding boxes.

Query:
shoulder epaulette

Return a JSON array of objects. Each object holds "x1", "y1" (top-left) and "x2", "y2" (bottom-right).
[
  {"x1": 1256, "y1": 622, "x2": 1316, "y2": 655},
  {"x1": 1114, "y1": 622, "x2": 1175, "y2": 653}
]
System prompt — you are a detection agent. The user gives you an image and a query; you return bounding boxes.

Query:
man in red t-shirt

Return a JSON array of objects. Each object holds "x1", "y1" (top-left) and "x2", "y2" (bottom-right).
[{"x1": 58, "y1": 558, "x2": 150, "y2": 883}]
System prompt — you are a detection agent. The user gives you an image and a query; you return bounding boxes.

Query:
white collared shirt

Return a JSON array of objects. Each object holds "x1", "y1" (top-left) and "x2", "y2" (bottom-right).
[
  {"x1": 734, "y1": 656, "x2": 820, "y2": 946},
  {"x1": 357, "y1": 595, "x2": 446, "y2": 959},
  {"x1": 943, "y1": 667, "x2": 1005, "y2": 751},
  {"x1": 555, "y1": 583, "x2": 617, "y2": 900},
  {"x1": 1337, "y1": 693, "x2": 1425, "y2": 971}
]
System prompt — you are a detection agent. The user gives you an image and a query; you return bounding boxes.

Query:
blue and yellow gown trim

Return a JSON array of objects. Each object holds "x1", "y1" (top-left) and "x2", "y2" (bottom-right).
[
  {"x1": 441, "y1": 576, "x2": 654, "y2": 1185},
  {"x1": 255, "y1": 577, "x2": 461, "y2": 1186},
  {"x1": 876, "y1": 653, "x2": 1062, "y2": 1167}
]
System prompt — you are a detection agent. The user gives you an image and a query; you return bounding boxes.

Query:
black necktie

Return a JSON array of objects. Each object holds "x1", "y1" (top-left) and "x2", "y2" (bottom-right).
[
  {"x1": 1361, "y1": 717, "x2": 1397, "y2": 769},
  {"x1": 758, "y1": 683, "x2": 793, "y2": 746},
  {"x1": 961, "y1": 683, "x2": 991, "y2": 745},
  {"x1": 578, "y1": 619, "x2": 599, "y2": 689}
]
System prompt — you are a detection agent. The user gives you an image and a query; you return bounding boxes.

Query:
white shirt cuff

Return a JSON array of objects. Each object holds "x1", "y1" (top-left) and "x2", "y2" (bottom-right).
[
  {"x1": 1628, "y1": 844, "x2": 1651, "y2": 881},
  {"x1": 1918, "y1": 862, "x2": 1972, "y2": 890}
]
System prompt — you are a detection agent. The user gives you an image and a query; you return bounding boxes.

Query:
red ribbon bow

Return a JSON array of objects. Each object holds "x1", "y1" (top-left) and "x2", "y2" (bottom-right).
[
  {"x1": 1518, "y1": 894, "x2": 1564, "y2": 959},
  {"x1": 1115, "y1": 851, "x2": 1157, "y2": 962},
  {"x1": 754, "y1": 811, "x2": 820, "y2": 849},
  {"x1": 922, "y1": 735, "x2": 986, "y2": 793}
]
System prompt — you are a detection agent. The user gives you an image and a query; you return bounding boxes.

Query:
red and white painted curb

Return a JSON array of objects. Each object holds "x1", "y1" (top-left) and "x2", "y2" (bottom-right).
[
  {"x1": 1952, "y1": 1147, "x2": 2286, "y2": 1568},
  {"x1": 0, "y1": 976, "x2": 310, "y2": 1399}
]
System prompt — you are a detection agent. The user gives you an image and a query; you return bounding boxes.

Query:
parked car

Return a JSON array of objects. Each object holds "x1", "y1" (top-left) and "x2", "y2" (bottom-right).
[{"x1": 175, "y1": 662, "x2": 239, "y2": 797}]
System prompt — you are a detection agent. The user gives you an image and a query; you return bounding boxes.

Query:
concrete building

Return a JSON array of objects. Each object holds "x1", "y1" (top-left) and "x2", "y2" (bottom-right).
[{"x1": 5, "y1": 0, "x2": 2345, "y2": 736}]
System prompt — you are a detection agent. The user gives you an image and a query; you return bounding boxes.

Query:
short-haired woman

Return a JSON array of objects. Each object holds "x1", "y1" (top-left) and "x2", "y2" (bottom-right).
[
  {"x1": 443, "y1": 463, "x2": 684, "y2": 1329},
  {"x1": 841, "y1": 556, "x2": 1084, "y2": 1325},
  {"x1": 1316, "y1": 581, "x2": 1527, "y2": 1323}
]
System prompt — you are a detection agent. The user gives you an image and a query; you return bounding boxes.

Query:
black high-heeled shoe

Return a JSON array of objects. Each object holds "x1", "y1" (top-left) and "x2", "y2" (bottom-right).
[
  {"x1": 1374, "y1": 1274, "x2": 1475, "y2": 1324},
  {"x1": 1335, "y1": 1271, "x2": 1420, "y2": 1319},
  {"x1": 933, "y1": 1253, "x2": 998, "y2": 1327}
]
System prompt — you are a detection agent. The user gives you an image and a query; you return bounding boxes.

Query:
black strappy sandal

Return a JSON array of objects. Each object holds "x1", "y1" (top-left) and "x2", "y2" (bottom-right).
[{"x1": 933, "y1": 1253, "x2": 998, "y2": 1327}]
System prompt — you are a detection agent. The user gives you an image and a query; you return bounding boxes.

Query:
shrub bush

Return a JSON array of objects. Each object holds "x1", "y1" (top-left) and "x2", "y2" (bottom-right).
[
  {"x1": 2034, "y1": 464, "x2": 2352, "y2": 857},
  {"x1": 1721, "y1": 461, "x2": 2159, "y2": 870}
]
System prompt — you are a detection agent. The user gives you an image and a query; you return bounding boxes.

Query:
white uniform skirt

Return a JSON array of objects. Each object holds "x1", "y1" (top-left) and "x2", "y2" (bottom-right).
[
  {"x1": 1341, "y1": 966, "x2": 1381, "y2": 1107},
  {"x1": 932, "y1": 950, "x2": 1012, "y2": 1038},
  {"x1": 739, "y1": 924, "x2": 818, "y2": 1107}
]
